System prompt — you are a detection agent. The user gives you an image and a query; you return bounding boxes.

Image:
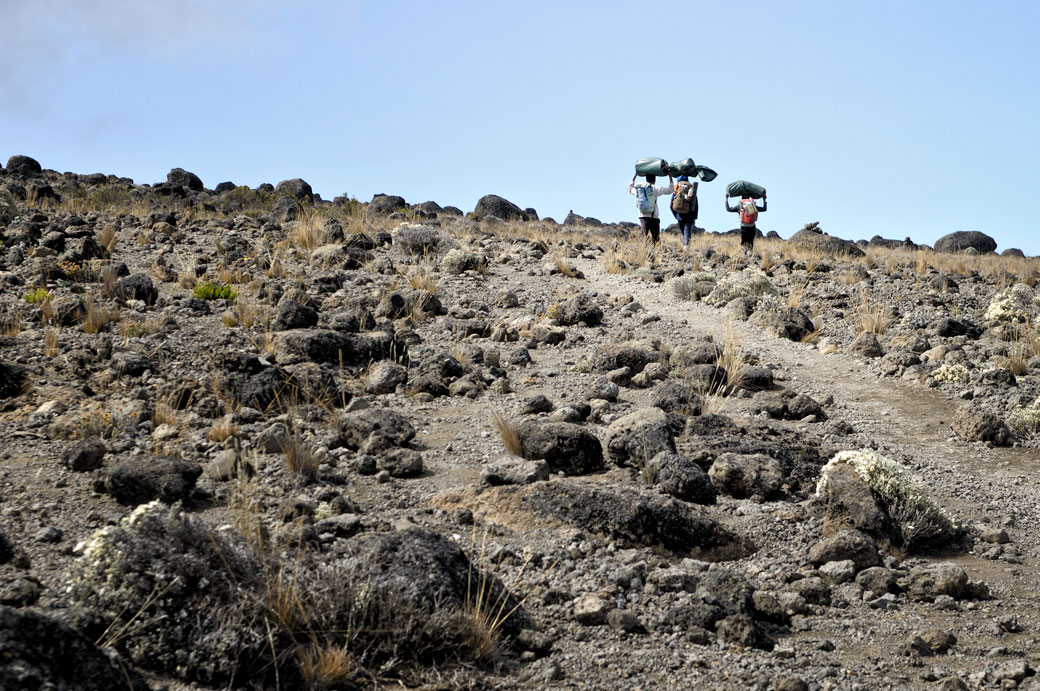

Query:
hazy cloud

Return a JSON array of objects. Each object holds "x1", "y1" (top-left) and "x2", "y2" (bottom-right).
[{"x1": 0, "y1": 1, "x2": 355, "y2": 115}]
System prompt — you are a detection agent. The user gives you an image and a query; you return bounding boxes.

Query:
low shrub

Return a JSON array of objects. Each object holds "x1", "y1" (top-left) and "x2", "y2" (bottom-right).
[
  {"x1": 0, "y1": 185, "x2": 17, "y2": 223},
  {"x1": 24, "y1": 287, "x2": 54, "y2": 304},
  {"x1": 1006, "y1": 403, "x2": 1040, "y2": 437},
  {"x1": 193, "y1": 281, "x2": 238, "y2": 301},
  {"x1": 704, "y1": 267, "x2": 778, "y2": 306},
  {"x1": 816, "y1": 449, "x2": 956, "y2": 549},
  {"x1": 984, "y1": 283, "x2": 1037, "y2": 323}
]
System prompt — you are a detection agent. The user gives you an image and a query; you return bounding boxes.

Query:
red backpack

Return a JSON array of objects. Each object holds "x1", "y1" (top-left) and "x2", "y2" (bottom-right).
[{"x1": 739, "y1": 198, "x2": 758, "y2": 225}]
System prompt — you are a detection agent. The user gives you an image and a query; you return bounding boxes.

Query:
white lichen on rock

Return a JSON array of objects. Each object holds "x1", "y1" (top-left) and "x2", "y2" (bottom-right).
[{"x1": 816, "y1": 449, "x2": 956, "y2": 549}]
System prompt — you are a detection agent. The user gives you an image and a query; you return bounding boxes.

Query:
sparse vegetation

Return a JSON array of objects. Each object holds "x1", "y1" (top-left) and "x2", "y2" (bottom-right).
[
  {"x1": 816, "y1": 449, "x2": 957, "y2": 549},
  {"x1": 491, "y1": 410, "x2": 523, "y2": 456},
  {"x1": 193, "y1": 280, "x2": 239, "y2": 301},
  {"x1": 24, "y1": 287, "x2": 54, "y2": 304}
]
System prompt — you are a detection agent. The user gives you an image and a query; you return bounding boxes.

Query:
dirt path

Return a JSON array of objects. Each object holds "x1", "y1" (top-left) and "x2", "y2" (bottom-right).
[{"x1": 575, "y1": 252, "x2": 1040, "y2": 607}]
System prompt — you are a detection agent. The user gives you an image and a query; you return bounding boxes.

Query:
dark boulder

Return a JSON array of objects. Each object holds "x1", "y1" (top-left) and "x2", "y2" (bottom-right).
[
  {"x1": 274, "y1": 178, "x2": 313, "y2": 202},
  {"x1": 5, "y1": 155, "x2": 42, "y2": 177},
  {"x1": 591, "y1": 341, "x2": 659, "y2": 374},
  {"x1": 646, "y1": 452, "x2": 716, "y2": 504},
  {"x1": 62, "y1": 438, "x2": 107, "y2": 472},
  {"x1": 750, "y1": 307, "x2": 814, "y2": 342},
  {"x1": 525, "y1": 482, "x2": 750, "y2": 559},
  {"x1": 336, "y1": 408, "x2": 415, "y2": 450},
  {"x1": 109, "y1": 351, "x2": 151, "y2": 377},
  {"x1": 817, "y1": 463, "x2": 887, "y2": 537},
  {"x1": 934, "y1": 231, "x2": 997, "y2": 254},
  {"x1": 516, "y1": 421, "x2": 604, "y2": 475},
  {"x1": 0, "y1": 362, "x2": 28, "y2": 398},
  {"x1": 99, "y1": 456, "x2": 202, "y2": 505},
  {"x1": 166, "y1": 167, "x2": 204, "y2": 191},
  {"x1": 113, "y1": 273, "x2": 158, "y2": 305},
  {"x1": 708, "y1": 453, "x2": 784, "y2": 499},
  {"x1": 367, "y1": 194, "x2": 407, "y2": 217},
  {"x1": 271, "y1": 300, "x2": 318, "y2": 331},
  {"x1": 605, "y1": 408, "x2": 676, "y2": 468},
  {"x1": 474, "y1": 194, "x2": 525, "y2": 221},
  {"x1": 554, "y1": 293, "x2": 603, "y2": 326},
  {"x1": 808, "y1": 529, "x2": 880, "y2": 570},
  {"x1": 787, "y1": 229, "x2": 865, "y2": 257},
  {"x1": 337, "y1": 528, "x2": 529, "y2": 635},
  {"x1": 0, "y1": 606, "x2": 150, "y2": 691},
  {"x1": 935, "y1": 317, "x2": 981, "y2": 339},
  {"x1": 272, "y1": 195, "x2": 303, "y2": 222}
]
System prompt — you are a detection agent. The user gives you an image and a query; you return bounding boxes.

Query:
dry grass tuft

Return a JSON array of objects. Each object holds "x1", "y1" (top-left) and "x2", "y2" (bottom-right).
[
  {"x1": 287, "y1": 212, "x2": 327, "y2": 253},
  {"x1": 715, "y1": 320, "x2": 748, "y2": 395},
  {"x1": 207, "y1": 420, "x2": 240, "y2": 443},
  {"x1": 81, "y1": 293, "x2": 120, "y2": 334},
  {"x1": 44, "y1": 328, "x2": 60, "y2": 357},
  {"x1": 297, "y1": 643, "x2": 355, "y2": 687},
  {"x1": 855, "y1": 288, "x2": 893, "y2": 335},
  {"x1": 97, "y1": 225, "x2": 119, "y2": 253},
  {"x1": 491, "y1": 410, "x2": 523, "y2": 456},
  {"x1": 284, "y1": 437, "x2": 320, "y2": 479}
]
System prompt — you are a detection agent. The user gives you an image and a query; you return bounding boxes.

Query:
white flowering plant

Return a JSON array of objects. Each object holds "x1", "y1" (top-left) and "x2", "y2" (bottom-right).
[
  {"x1": 1006, "y1": 398, "x2": 1040, "y2": 437},
  {"x1": 704, "y1": 267, "x2": 779, "y2": 306},
  {"x1": 816, "y1": 449, "x2": 956, "y2": 549},
  {"x1": 983, "y1": 283, "x2": 1038, "y2": 323},
  {"x1": 931, "y1": 362, "x2": 971, "y2": 384}
]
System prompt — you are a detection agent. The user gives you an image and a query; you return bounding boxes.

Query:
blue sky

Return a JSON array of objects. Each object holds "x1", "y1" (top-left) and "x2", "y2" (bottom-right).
[{"x1": 2, "y1": 1, "x2": 1038, "y2": 253}]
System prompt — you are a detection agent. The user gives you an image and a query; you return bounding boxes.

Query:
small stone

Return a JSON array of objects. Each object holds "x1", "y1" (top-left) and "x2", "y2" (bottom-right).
[
  {"x1": 61, "y1": 438, "x2": 107, "y2": 471},
  {"x1": 573, "y1": 593, "x2": 613, "y2": 625},
  {"x1": 521, "y1": 394, "x2": 553, "y2": 414},
  {"x1": 919, "y1": 629, "x2": 956, "y2": 654},
  {"x1": 772, "y1": 675, "x2": 808, "y2": 691},
  {"x1": 35, "y1": 526, "x2": 63, "y2": 543},
  {"x1": 606, "y1": 608, "x2": 643, "y2": 633},
  {"x1": 979, "y1": 527, "x2": 1011, "y2": 544},
  {"x1": 819, "y1": 559, "x2": 856, "y2": 585}
]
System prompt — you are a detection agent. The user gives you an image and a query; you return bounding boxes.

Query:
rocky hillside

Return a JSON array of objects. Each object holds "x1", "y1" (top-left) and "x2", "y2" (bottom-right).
[{"x1": 1, "y1": 155, "x2": 1039, "y2": 690}]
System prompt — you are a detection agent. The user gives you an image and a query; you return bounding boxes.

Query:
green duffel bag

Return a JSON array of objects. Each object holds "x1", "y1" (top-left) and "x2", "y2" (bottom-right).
[
  {"x1": 667, "y1": 157, "x2": 697, "y2": 176},
  {"x1": 635, "y1": 157, "x2": 669, "y2": 177},
  {"x1": 696, "y1": 165, "x2": 718, "y2": 183},
  {"x1": 727, "y1": 180, "x2": 766, "y2": 198}
]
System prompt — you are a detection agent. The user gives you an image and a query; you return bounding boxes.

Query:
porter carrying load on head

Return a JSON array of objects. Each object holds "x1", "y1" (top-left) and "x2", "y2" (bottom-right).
[
  {"x1": 629, "y1": 160, "x2": 673, "y2": 243},
  {"x1": 725, "y1": 180, "x2": 767, "y2": 252},
  {"x1": 635, "y1": 157, "x2": 670, "y2": 177},
  {"x1": 726, "y1": 180, "x2": 766, "y2": 200}
]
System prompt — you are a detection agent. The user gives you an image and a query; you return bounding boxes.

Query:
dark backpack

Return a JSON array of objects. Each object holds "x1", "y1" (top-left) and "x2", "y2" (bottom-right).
[{"x1": 671, "y1": 181, "x2": 694, "y2": 214}]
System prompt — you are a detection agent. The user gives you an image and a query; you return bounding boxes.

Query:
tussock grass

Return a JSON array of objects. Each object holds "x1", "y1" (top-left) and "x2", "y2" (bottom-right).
[
  {"x1": 491, "y1": 410, "x2": 523, "y2": 456},
  {"x1": 97, "y1": 224, "x2": 119, "y2": 254},
  {"x1": 207, "y1": 420, "x2": 239, "y2": 443},
  {"x1": 44, "y1": 328, "x2": 60, "y2": 357},
  {"x1": 81, "y1": 292, "x2": 120, "y2": 334},
  {"x1": 286, "y1": 211, "x2": 328, "y2": 252},
  {"x1": 715, "y1": 320, "x2": 748, "y2": 395},
  {"x1": 855, "y1": 288, "x2": 893, "y2": 335}
]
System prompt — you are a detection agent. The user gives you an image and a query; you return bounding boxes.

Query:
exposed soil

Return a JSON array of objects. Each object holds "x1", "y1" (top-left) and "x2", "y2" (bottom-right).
[{"x1": 1, "y1": 164, "x2": 1040, "y2": 690}]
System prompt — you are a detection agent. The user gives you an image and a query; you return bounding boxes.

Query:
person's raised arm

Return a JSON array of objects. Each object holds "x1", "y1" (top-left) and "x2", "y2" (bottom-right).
[
  {"x1": 725, "y1": 192, "x2": 736, "y2": 213},
  {"x1": 758, "y1": 193, "x2": 767, "y2": 213}
]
